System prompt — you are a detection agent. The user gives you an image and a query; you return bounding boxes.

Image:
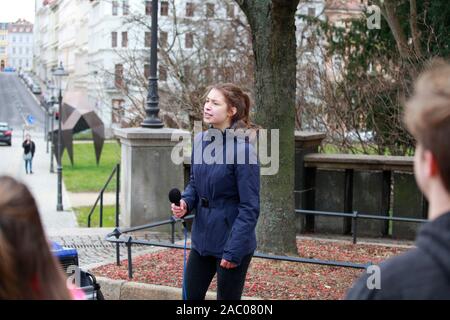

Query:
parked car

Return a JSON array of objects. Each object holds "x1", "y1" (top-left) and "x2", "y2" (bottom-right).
[
  {"x1": 32, "y1": 84, "x2": 42, "y2": 94},
  {"x1": 3, "y1": 66, "x2": 15, "y2": 72},
  {"x1": 0, "y1": 122, "x2": 12, "y2": 146}
]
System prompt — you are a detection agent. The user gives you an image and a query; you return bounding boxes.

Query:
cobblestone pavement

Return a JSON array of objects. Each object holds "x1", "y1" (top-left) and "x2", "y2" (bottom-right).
[{"x1": 48, "y1": 228, "x2": 186, "y2": 268}]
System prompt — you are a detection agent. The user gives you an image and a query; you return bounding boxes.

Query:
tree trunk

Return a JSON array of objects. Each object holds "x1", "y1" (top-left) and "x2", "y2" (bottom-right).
[
  {"x1": 409, "y1": 0, "x2": 422, "y2": 58},
  {"x1": 236, "y1": 0, "x2": 299, "y2": 256},
  {"x1": 380, "y1": 0, "x2": 411, "y2": 60}
]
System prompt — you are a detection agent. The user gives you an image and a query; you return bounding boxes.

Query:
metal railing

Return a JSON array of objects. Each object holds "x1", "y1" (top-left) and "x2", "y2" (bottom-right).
[
  {"x1": 295, "y1": 209, "x2": 427, "y2": 244},
  {"x1": 87, "y1": 163, "x2": 120, "y2": 228},
  {"x1": 105, "y1": 215, "x2": 370, "y2": 280}
]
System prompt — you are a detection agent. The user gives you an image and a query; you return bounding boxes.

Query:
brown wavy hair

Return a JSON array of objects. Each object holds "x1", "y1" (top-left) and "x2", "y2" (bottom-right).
[
  {"x1": 0, "y1": 176, "x2": 72, "y2": 299},
  {"x1": 203, "y1": 83, "x2": 259, "y2": 130}
]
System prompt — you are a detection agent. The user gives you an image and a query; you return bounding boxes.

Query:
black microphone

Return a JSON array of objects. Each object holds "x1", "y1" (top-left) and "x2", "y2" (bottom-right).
[
  {"x1": 169, "y1": 188, "x2": 181, "y2": 206},
  {"x1": 169, "y1": 188, "x2": 187, "y2": 229}
]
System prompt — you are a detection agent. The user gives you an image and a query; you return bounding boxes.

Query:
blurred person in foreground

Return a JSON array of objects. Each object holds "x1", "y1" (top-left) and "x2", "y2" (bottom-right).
[
  {"x1": 346, "y1": 60, "x2": 450, "y2": 299},
  {"x1": 0, "y1": 176, "x2": 84, "y2": 299}
]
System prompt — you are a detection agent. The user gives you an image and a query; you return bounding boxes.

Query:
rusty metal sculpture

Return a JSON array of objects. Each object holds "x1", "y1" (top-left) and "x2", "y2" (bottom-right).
[{"x1": 52, "y1": 90, "x2": 105, "y2": 165}]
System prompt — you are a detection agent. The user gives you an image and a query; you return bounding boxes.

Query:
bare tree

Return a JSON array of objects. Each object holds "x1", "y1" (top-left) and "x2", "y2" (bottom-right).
[{"x1": 92, "y1": 0, "x2": 255, "y2": 130}]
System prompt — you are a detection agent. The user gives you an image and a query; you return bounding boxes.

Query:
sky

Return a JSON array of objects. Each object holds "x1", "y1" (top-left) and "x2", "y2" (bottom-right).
[{"x1": 0, "y1": 0, "x2": 36, "y2": 23}]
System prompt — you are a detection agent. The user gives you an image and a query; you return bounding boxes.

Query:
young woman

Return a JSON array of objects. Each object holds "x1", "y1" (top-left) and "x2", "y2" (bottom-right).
[
  {"x1": 22, "y1": 134, "x2": 36, "y2": 174},
  {"x1": 171, "y1": 83, "x2": 260, "y2": 300},
  {"x1": 0, "y1": 176, "x2": 82, "y2": 299}
]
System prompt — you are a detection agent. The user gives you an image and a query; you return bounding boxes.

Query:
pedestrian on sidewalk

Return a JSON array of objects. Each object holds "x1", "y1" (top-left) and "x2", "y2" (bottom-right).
[
  {"x1": 22, "y1": 134, "x2": 35, "y2": 174},
  {"x1": 0, "y1": 175, "x2": 84, "y2": 299}
]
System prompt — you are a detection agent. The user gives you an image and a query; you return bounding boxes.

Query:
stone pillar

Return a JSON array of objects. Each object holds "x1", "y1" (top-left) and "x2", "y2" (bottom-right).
[
  {"x1": 114, "y1": 128, "x2": 191, "y2": 231},
  {"x1": 295, "y1": 131, "x2": 326, "y2": 234}
]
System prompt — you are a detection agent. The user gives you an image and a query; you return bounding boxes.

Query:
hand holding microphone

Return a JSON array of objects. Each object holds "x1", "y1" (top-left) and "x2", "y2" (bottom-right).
[{"x1": 169, "y1": 188, "x2": 188, "y2": 219}]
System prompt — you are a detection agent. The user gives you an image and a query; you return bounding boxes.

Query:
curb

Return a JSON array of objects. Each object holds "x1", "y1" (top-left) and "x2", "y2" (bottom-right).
[{"x1": 95, "y1": 276, "x2": 261, "y2": 300}]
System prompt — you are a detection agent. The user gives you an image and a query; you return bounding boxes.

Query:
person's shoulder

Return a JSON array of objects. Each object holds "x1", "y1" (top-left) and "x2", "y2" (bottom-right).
[{"x1": 346, "y1": 247, "x2": 434, "y2": 300}]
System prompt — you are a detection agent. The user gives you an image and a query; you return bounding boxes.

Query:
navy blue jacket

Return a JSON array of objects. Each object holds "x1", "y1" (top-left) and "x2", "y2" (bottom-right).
[
  {"x1": 181, "y1": 121, "x2": 260, "y2": 266},
  {"x1": 346, "y1": 211, "x2": 450, "y2": 299}
]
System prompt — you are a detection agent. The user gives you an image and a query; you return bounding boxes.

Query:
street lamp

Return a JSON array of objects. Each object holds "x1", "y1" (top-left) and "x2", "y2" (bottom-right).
[
  {"x1": 141, "y1": 0, "x2": 163, "y2": 128},
  {"x1": 49, "y1": 95, "x2": 57, "y2": 174},
  {"x1": 53, "y1": 62, "x2": 68, "y2": 211}
]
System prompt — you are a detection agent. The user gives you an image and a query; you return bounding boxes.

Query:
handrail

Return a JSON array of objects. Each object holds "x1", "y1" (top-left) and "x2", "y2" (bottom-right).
[{"x1": 87, "y1": 163, "x2": 120, "y2": 228}]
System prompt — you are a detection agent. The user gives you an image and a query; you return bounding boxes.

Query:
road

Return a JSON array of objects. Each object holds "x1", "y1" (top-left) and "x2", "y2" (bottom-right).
[{"x1": 0, "y1": 72, "x2": 45, "y2": 130}]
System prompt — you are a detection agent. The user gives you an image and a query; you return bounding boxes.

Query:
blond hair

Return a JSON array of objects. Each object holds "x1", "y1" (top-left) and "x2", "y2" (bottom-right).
[{"x1": 404, "y1": 59, "x2": 450, "y2": 192}]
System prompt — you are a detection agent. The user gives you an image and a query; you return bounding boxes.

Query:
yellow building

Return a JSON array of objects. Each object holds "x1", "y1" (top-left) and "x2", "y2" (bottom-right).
[{"x1": 0, "y1": 23, "x2": 8, "y2": 70}]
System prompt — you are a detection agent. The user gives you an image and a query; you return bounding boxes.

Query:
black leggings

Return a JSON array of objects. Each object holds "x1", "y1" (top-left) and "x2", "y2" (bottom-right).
[{"x1": 183, "y1": 249, "x2": 253, "y2": 300}]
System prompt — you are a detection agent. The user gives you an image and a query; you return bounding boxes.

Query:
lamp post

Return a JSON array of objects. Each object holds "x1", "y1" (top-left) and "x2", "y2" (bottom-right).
[
  {"x1": 141, "y1": 0, "x2": 163, "y2": 128},
  {"x1": 53, "y1": 62, "x2": 68, "y2": 212},
  {"x1": 45, "y1": 99, "x2": 49, "y2": 154},
  {"x1": 46, "y1": 84, "x2": 55, "y2": 154},
  {"x1": 49, "y1": 95, "x2": 56, "y2": 173}
]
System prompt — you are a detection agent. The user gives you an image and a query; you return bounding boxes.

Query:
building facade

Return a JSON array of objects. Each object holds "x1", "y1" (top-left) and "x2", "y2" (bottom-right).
[
  {"x1": 33, "y1": 0, "x2": 367, "y2": 136},
  {"x1": 7, "y1": 19, "x2": 34, "y2": 71},
  {"x1": 0, "y1": 23, "x2": 8, "y2": 71}
]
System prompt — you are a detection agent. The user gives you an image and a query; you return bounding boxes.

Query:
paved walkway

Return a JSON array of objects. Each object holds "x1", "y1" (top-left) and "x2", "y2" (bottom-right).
[
  {"x1": 67, "y1": 192, "x2": 117, "y2": 207},
  {"x1": 0, "y1": 134, "x2": 78, "y2": 231},
  {"x1": 48, "y1": 228, "x2": 185, "y2": 268}
]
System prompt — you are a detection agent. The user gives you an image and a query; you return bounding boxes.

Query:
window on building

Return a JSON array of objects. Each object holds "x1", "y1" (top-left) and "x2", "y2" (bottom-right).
[
  {"x1": 161, "y1": 1, "x2": 169, "y2": 16},
  {"x1": 206, "y1": 3, "x2": 214, "y2": 18},
  {"x1": 160, "y1": 31, "x2": 168, "y2": 48},
  {"x1": 227, "y1": 4, "x2": 235, "y2": 18},
  {"x1": 12, "y1": 48, "x2": 16, "y2": 54},
  {"x1": 185, "y1": 33, "x2": 193, "y2": 49},
  {"x1": 203, "y1": 66, "x2": 212, "y2": 82},
  {"x1": 122, "y1": 32, "x2": 128, "y2": 47},
  {"x1": 112, "y1": 99, "x2": 125, "y2": 124},
  {"x1": 225, "y1": 32, "x2": 234, "y2": 47},
  {"x1": 115, "y1": 64, "x2": 124, "y2": 88},
  {"x1": 183, "y1": 65, "x2": 191, "y2": 79},
  {"x1": 145, "y1": 32, "x2": 151, "y2": 47},
  {"x1": 159, "y1": 65, "x2": 167, "y2": 81},
  {"x1": 123, "y1": 0, "x2": 129, "y2": 15},
  {"x1": 186, "y1": 3, "x2": 194, "y2": 17},
  {"x1": 144, "y1": 64, "x2": 150, "y2": 79},
  {"x1": 205, "y1": 32, "x2": 213, "y2": 49},
  {"x1": 112, "y1": 1, "x2": 119, "y2": 16},
  {"x1": 308, "y1": 7, "x2": 316, "y2": 17},
  {"x1": 145, "y1": 1, "x2": 152, "y2": 15},
  {"x1": 112, "y1": 32, "x2": 118, "y2": 47}
]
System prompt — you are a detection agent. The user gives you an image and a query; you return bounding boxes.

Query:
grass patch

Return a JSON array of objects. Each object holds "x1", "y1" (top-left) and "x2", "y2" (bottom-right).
[
  {"x1": 62, "y1": 142, "x2": 121, "y2": 192},
  {"x1": 74, "y1": 205, "x2": 117, "y2": 228},
  {"x1": 73, "y1": 129, "x2": 94, "y2": 141}
]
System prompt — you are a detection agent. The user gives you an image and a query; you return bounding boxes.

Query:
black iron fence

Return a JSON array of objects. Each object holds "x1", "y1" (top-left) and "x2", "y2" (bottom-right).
[
  {"x1": 295, "y1": 209, "x2": 427, "y2": 244},
  {"x1": 105, "y1": 215, "x2": 370, "y2": 280}
]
